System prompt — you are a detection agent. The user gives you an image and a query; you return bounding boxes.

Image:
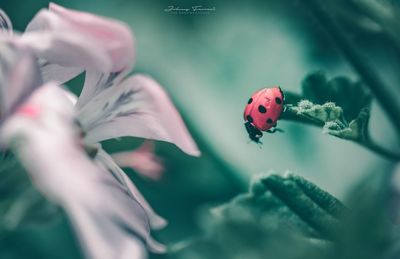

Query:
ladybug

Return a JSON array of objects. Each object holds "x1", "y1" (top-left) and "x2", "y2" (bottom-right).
[{"x1": 243, "y1": 86, "x2": 284, "y2": 143}]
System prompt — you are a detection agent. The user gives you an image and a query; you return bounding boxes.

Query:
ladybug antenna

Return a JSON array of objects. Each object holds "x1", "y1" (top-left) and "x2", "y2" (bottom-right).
[{"x1": 278, "y1": 86, "x2": 285, "y2": 101}]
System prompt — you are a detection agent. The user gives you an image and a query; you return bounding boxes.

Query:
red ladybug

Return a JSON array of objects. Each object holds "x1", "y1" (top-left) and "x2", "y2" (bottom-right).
[{"x1": 243, "y1": 86, "x2": 284, "y2": 143}]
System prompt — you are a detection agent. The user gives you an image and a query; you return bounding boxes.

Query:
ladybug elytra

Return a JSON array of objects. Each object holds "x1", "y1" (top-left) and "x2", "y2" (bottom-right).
[{"x1": 243, "y1": 86, "x2": 284, "y2": 143}]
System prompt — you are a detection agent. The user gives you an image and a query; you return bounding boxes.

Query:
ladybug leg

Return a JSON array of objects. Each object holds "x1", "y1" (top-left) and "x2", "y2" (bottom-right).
[
  {"x1": 244, "y1": 122, "x2": 263, "y2": 143},
  {"x1": 266, "y1": 128, "x2": 284, "y2": 134}
]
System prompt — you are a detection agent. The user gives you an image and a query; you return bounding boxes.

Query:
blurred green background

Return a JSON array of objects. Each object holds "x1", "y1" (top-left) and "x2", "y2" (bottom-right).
[{"x1": 1, "y1": 0, "x2": 399, "y2": 258}]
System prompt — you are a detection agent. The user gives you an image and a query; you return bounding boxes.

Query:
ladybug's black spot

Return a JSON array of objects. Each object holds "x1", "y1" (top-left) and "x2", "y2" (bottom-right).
[
  {"x1": 247, "y1": 98, "x2": 253, "y2": 104},
  {"x1": 246, "y1": 115, "x2": 253, "y2": 123},
  {"x1": 267, "y1": 118, "x2": 273, "y2": 124},
  {"x1": 275, "y1": 97, "x2": 282, "y2": 104},
  {"x1": 258, "y1": 105, "x2": 267, "y2": 113}
]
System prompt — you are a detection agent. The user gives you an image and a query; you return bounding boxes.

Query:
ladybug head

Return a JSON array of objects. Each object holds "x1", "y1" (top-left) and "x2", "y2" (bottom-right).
[{"x1": 244, "y1": 121, "x2": 263, "y2": 143}]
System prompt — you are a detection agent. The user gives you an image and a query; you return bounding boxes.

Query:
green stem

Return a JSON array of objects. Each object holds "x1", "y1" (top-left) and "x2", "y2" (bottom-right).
[
  {"x1": 281, "y1": 105, "x2": 324, "y2": 127},
  {"x1": 358, "y1": 138, "x2": 400, "y2": 161},
  {"x1": 302, "y1": 0, "x2": 400, "y2": 137},
  {"x1": 349, "y1": 0, "x2": 400, "y2": 50}
]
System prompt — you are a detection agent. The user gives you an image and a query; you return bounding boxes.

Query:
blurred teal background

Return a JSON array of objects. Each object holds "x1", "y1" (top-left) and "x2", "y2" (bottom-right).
[{"x1": 1, "y1": 0, "x2": 399, "y2": 258}]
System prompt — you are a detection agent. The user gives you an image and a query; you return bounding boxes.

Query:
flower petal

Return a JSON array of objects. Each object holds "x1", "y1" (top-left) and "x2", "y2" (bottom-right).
[
  {"x1": 22, "y1": 9, "x2": 111, "y2": 84},
  {"x1": 26, "y1": 3, "x2": 135, "y2": 72},
  {"x1": 48, "y1": 3, "x2": 135, "y2": 72},
  {"x1": 76, "y1": 69, "x2": 128, "y2": 109},
  {"x1": 1, "y1": 83, "x2": 162, "y2": 258},
  {"x1": 24, "y1": 3, "x2": 135, "y2": 104},
  {"x1": 47, "y1": 3, "x2": 135, "y2": 106},
  {"x1": 78, "y1": 74, "x2": 201, "y2": 157},
  {"x1": 20, "y1": 29, "x2": 111, "y2": 75},
  {"x1": 112, "y1": 141, "x2": 164, "y2": 180},
  {"x1": 40, "y1": 62, "x2": 83, "y2": 85},
  {"x1": 0, "y1": 9, "x2": 13, "y2": 32},
  {"x1": 95, "y1": 148, "x2": 167, "y2": 229},
  {"x1": 0, "y1": 42, "x2": 42, "y2": 120}
]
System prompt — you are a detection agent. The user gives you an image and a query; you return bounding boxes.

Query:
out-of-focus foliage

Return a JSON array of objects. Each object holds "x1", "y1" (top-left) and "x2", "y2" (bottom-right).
[
  {"x1": 172, "y1": 173, "x2": 343, "y2": 258},
  {"x1": 0, "y1": 152, "x2": 78, "y2": 258},
  {"x1": 0, "y1": 152, "x2": 60, "y2": 229},
  {"x1": 172, "y1": 171, "x2": 400, "y2": 259}
]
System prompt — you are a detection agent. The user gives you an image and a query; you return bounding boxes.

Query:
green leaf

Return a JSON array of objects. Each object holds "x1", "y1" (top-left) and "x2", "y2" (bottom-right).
[
  {"x1": 171, "y1": 171, "x2": 400, "y2": 259},
  {"x1": 283, "y1": 71, "x2": 373, "y2": 142},
  {"x1": 302, "y1": 71, "x2": 371, "y2": 121},
  {"x1": 323, "y1": 107, "x2": 370, "y2": 141},
  {"x1": 281, "y1": 72, "x2": 400, "y2": 160},
  {"x1": 288, "y1": 100, "x2": 344, "y2": 125},
  {"x1": 172, "y1": 173, "x2": 346, "y2": 258},
  {"x1": 280, "y1": 71, "x2": 397, "y2": 160},
  {"x1": 285, "y1": 100, "x2": 371, "y2": 143}
]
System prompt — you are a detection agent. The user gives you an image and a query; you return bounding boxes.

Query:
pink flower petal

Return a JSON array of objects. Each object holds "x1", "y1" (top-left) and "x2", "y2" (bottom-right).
[
  {"x1": 112, "y1": 141, "x2": 165, "y2": 180},
  {"x1": 24, "y1": 4, "x2": 135, "y2": 103},
  {"x1": 95, "y1": 148, "x2": 167, "y2": 230},
  {"x1": 0, "y1": 42, "x2": 42, "y2": 119},
  {"x1": 25, "y1": 4, "x2": 134, "y2": 72},
  {"x1": 20, "y1": 28, "x2": 111, "y2": 73},
  {"x1": 40, "y1": 62, "x2": 83, "y2": 85},
  {"x1": 1, "y1": 83, "x2": 164, "y2": 258},
  {"x1": 48, "y1": 3, "x2": 135, "y2": 72},
  {"x1": 78, "y1": 74, "x2": 201, "y2": 157}
]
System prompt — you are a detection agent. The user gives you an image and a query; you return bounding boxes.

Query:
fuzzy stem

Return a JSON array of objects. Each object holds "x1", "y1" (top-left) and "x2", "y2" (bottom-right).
[
  {"x1": 281, "y1": 105, "x2": 324, "y2": 127},
  {"x1": 302, "y1": 0, "x2": 400, "y2": 137}
]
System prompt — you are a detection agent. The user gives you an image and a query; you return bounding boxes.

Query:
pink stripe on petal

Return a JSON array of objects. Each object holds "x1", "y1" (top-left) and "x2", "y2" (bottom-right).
[{"x1": 16, "y1": 105, "x2": 41, "y2": 117}]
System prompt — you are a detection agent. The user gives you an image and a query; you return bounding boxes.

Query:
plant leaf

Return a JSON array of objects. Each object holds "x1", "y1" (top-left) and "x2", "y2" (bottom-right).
[
  {"x1": 172, "y1": 173, "x2": 346, "y2": 258},
  {"x1": 323, "y1": 107, "x2": 370, "y2": 141},
  {"x1": 302, "y1": 71, "x2": 371, "y2": 121},
  {"x1": 284, "y1": 99, "x2": 370, "y2": 143},
  {"x1": 172, "y1": 171, "x2": 400, "y2": 259}
]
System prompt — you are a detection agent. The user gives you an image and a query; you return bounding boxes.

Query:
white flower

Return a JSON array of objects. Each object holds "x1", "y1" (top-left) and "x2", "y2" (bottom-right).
[
  {"x1": 26, "y1": 3, "x2": 201, "y2": 226},
  {"x1": 0, "y1": 42, "x2": 164, "y2": 259},
  {"x1": 0, "y1": 5, "x2": 201, "y2": 257},
  {"x1": 1, "y1": 3, "x2": 200, "y2": 156}
]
